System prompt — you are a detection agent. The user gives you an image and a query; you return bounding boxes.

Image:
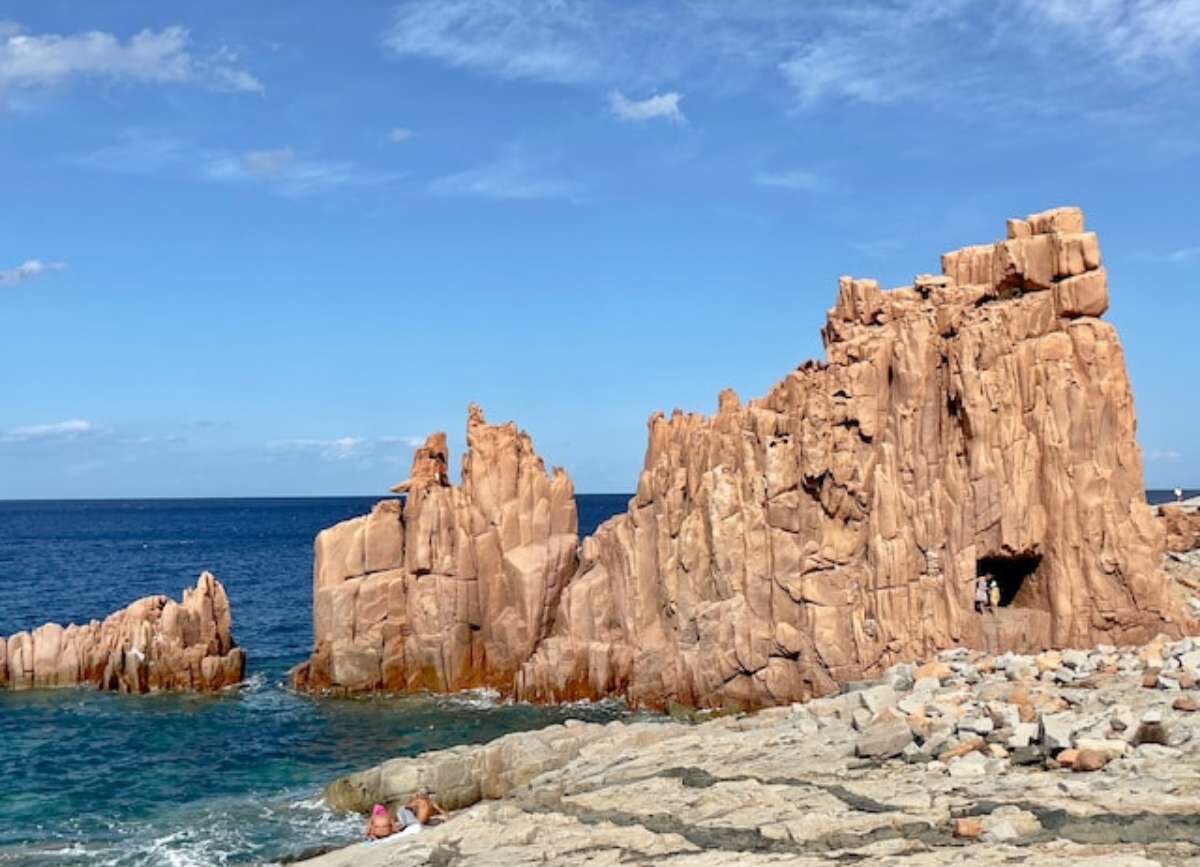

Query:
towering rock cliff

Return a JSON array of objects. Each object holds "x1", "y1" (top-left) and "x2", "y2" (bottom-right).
[
  {"x1": 296, "y1": 207, "x2": 1180, "y2": 709},
  {"x1": 290, "y1": 406, "x2": 578, "y2": 693},
  {"x1": 0, "y1": 572, "x2": 245, "y2": 693}
]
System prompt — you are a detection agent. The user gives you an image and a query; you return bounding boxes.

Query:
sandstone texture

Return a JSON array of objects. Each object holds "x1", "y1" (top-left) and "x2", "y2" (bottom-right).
[
  {"x1": 0, "y1": 572, "x2": 244, "y2": 693},
  {"x1": 296, "y1": 206, "x2": 1181, "y2": 709},
  {"x1": 299, "y1": 638, "x2": 1200, "y2": 867},
  {"x1": 290, "y1": 405, "x2": 578, "y2": 694}
]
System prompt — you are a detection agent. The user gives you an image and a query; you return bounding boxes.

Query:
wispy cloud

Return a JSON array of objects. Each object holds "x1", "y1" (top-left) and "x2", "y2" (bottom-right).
[
  {"x1": 0, "y1": 419, "x2": 99, "y2": 443},
  {"x1": 1136, "y1": 246, "x2": 1200, "y2": 264},
  {"x1": 389, "y1": 127, "x2": 414, "y2": 142},
  {"x1": 1147, "y1": 449, "x2": 1184, "y2": 463},
  {"x1": 430, "y1": 154, "x2": 572, "y2": 200},
  {"x1": 385, "y1": 0, "x2": 596, "y2": 83},
  {"x1": 754, "y1": 169, "x2": 829, "y2": 193},
  {"x1": 0, "y1": 23, "x2": 261, "y2": 97},
  {"x1": 0, "y1": 258, "x2": 65, "y2": 287},
  {"x1": 268, "y1": 435, "x2": 426, "y2": 462},
  {"x1": 1019, "y1": 0, "x2": 1200, "y2": 75},
  {"x1": 608, "y1": 89, "x2": 685, "y2": 122},
  {"x1": 74, "y1": 132, "x2": 396, "y2": 197}
]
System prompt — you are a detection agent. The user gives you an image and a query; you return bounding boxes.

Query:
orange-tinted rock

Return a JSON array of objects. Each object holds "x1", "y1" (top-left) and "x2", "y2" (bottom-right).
[
  {"x1": 516, "y1": 207, "x2": 1179, "y2": 710},
  {"x1": 1160, "y1": 506, "x2": 1200, "y2": 553},
  {"x1": 292, "y1": 405, "x2": 578, "y2": 694},
  {"x1": 1072, "y1": 749, "x2": 1108, "y2": 772},
  {"x1": 297, "y1": 207, "x2": 1181, "y2": 711},
  {"x1": 1174, "y1": 696, "x2": 1198, "y2": 713},
  {"x1": 0, "y1": 572, "x2": 244, "y2": 693},
  {"x1": 953, "y1": 817, "x2": 984, "y2": 839},
  {"x1": 938, "y1": 738, "x2": 985, "y2": 762},
  {"x1": 1056, "y1": 748, "x2": 1079, "y2": 768}
]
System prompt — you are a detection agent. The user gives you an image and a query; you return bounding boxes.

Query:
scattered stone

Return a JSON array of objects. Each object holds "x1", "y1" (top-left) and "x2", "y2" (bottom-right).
[
  {"x1": 1072, "y1": 749, "x2": 1108, "y2": 772},
  {"x1": 953, "y1": 817, "x2": 984, "y2": 839},
  {"x1": 1174, "y1": 696, "x2": 1198, "y2": 712},
  {"x1": 855, "y1": 715, "x2": 913, "y2": 759},
  {"x1": 1040, "y1": 712, "x2": 1077, "y2": 752},
  {"x1": 1056, "y1": 748, "x2": 1079, "y2": 767},
  {"x1": 948, "y1": 752, "x2": 987, "y2": 779},
  {"x1": 938, "y1": 737, "x2": 984, "y2": 762},
  {"x1": 915, "y1": 661, "x2": 952, "y2": 682}
]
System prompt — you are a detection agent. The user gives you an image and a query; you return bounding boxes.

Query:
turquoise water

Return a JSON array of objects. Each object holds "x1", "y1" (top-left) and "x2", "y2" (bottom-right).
[{"x1": 0, "y1": 497, "x2": 633, "y2": 866}]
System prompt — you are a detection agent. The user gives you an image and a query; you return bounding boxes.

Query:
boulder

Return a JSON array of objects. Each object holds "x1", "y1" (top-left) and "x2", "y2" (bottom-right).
[{"x1": 855, "y1": 715, "x2": 913, "y2": 759}]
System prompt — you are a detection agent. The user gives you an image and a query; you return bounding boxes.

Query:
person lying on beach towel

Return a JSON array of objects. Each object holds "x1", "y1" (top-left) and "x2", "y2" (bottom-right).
[{"x1": 365, "y1": 804, "x2": 396, "y2": 840}]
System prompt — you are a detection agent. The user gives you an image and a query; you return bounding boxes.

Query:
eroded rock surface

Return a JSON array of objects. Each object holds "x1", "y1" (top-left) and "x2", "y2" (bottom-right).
[
  {"x1": 290, "y1": 405, "x2": 578, "y2": 693},
  {"x1": 296, "y1": 207, "x2": 1181, "y2": 709},
  {"x1": 0, "y1": 571, "x2": 244, "y2": 693},
  {"x1": 299, "y1": 638, "x2": 1200, "y2": 867}
]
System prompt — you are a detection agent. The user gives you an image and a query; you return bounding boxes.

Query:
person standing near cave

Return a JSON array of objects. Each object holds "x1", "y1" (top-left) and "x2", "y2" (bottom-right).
[
  {"x1": 975, "y1": 575, "x2": 989, "y2": 613},
  {"x1": 989, "y1": 578, "x2": 1001, "y2": 611}
]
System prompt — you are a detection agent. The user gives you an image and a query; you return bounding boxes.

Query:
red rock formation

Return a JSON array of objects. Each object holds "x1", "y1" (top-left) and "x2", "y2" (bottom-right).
[
  {"x1": 296, "y1": 207, "x2": 1181, "y2": 709},
  {"x1": 290, "y1": 406, "x2": 578, "y2": 693},
  {"x1": 1161, "y1": 506, "x2": 1200, "y2": 553},
  {"x1": 0, "y1": 572, "x2": 244, "y2": 693}
]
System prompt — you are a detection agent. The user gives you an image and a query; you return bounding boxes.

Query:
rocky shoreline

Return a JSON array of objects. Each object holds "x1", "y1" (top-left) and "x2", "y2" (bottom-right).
[{"x1": 297, "y1": 605, "x2": 1200, "y2": 866}]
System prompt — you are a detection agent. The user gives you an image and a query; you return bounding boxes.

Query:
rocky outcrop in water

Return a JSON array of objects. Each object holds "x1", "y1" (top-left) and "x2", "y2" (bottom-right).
[
  {"x1": 0, "y1": 572, "x2": 245, "y2": 693},
  {"x1": 296, "y1": 207, "x2": 1180, "y2": 709},
  {"x1": 290, "y1": 406, "x2": 578, "y2": 694}
]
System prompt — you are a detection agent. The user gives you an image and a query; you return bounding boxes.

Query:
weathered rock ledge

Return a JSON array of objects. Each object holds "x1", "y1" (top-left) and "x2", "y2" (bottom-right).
[
  {"x1": 295, "y1": 206, "x2": 1183, "y2": 711},
  {"x1": 0, "y1": 571, "x2": 245, "y2": 693},
  {"x1": 300, "y1": 635, "x2": 1200, "y2": 866}
]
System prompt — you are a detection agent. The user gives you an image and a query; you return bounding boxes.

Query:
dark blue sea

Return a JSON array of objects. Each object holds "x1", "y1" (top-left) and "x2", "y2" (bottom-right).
[{"x1": 0, "y1": 495, "x2": 633, "y2": 866}]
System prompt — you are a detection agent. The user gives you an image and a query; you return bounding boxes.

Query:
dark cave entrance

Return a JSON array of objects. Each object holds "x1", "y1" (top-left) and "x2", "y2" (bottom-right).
[{"x1": 976, "y1": 552, "x2": 1044, "y2": 608}]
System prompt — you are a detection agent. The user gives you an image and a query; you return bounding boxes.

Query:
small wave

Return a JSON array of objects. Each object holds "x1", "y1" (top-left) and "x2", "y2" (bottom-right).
[{"x1": 441, "y1": 687, "x2": 503, "y2": 709}]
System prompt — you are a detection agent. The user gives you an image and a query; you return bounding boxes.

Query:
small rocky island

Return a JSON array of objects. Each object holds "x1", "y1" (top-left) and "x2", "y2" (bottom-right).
[
  {"x1": 0, "y1": 571, "x2": 244, "y2": 693},
  {"x1": 292, "y1": 206, "x2": 1187, "y2": 710}
]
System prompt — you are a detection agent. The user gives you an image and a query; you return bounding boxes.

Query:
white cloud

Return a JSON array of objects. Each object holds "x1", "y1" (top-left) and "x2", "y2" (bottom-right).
[
  {"x1": 0, "y1": 419, "x2": 98, "y2": 443},
  {"x1": 1147, "y1": 449, "x2": 1184, "y2": 462},
  {"x1": 754, "y1": 169, "x2": 828, "y2": 193},
  {"x1": 268, "y1": 435, "x2": 426, "y2": 462},
  {"x1": 0, "y1": 23, "x2": 261, "y2": 96},
  {"x1": 385, "y1": 0, "x2": 597, "y2": 83},
  {"x1": 390, "y1": 127, "x2": 414, "y2": 142},
  {"x1": 430, "y1": 155, "x2": 572, "y2": 200},
  {"x1": 75, "y1": 133, "x2": 396, "y2": 197},
  {"x1": 608, "y1": 89, "x2": 685, "y2": 122},
  {"x1": 1137, "y1": 246, "x2": 1200, "y2": 264},
  {"x1": 0, "y1": 259, "x2": 65, "y2": 287},
  {"x1": 1021, "y1": 0, "x2": 1200, "y2": 74}
]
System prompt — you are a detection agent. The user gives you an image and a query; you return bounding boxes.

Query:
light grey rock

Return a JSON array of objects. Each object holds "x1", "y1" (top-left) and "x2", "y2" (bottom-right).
[
  {"x1": 883, "y1": 664, "x2": 914, "y2": 693},
  {"x1": 851, "y1": 707, "x2": 873, "y2": 732},
  {"x1": 858, "y1": 683, "x2": 898, "y2": 715},
  {"x1": 854, "y1": 716, "x2": 913, "y2": 759},
  {"x1": 1157, "y1": 674, "x2": 1181, "y2": 690},
  {"x1": 958, "y1": 716, "x2": 994, "y2": 736},
  {"x1": 912, "y1": 676, "x2": 941, "y2": 694},
  {"x1": 982, "y1": 806, "x2": 1042, "y2": 842},
  {"x1": 947, "y1": 752, "x2": 987, "y2": 779},
  {"x1": 1007, "y1": 722, "x2": 1039, "y2": 749},
  {"x1": 1040, "y1": 712, "x2": 1077, "y2": 752},
  {"x1": 1142, "y1": 709, "x2": 1164, "y2": 725},
  {"x1": 1062, "y1": 649, "x2": 1090, "y2": 670},
  {"x1": 1054, "y1": 667, "x2": 1076, "y2": 684}
]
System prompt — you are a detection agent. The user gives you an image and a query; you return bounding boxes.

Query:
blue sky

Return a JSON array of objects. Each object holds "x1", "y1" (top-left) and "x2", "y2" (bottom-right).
[{"x1": 1, "y1": 0, "x2": 1198, "y2": 498}]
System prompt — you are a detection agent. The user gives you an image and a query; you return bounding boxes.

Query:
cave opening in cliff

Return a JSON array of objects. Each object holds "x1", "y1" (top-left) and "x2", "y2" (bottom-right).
[{"x1": 976, "y1": 553, "x2": 1044, "y2": 608}]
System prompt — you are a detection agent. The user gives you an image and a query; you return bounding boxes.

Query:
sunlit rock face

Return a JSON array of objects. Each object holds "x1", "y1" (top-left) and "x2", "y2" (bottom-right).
[
  {"x1": 0, "y1": 572, "x2": 245, "y2": 693},
  {"x1": 290, "y1": 405, "x2": 578, "y2": 694},
  {"x1": 296, "y1": 207, "x2": 1179, "y2": 710}
]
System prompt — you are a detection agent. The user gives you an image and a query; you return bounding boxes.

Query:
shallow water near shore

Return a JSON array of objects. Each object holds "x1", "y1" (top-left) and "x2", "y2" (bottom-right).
[{"x1": 0, "y1": 496, "x2": 634, "y2": 866}]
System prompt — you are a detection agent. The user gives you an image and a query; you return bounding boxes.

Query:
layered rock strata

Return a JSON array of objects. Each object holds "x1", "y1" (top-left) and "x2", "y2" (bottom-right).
[
  {"x1": 0, "y1": 572, "x2": 245, "y2": 693},
  {"x1": 290, "y1": 406, "x2": 578, "y2": 693},
  {"x1": 297, "y1": 207, "x2": 1179, "y2": 709},
  {"x1": 303, "y1": 637, "x2": 1200, "y2": 867}
]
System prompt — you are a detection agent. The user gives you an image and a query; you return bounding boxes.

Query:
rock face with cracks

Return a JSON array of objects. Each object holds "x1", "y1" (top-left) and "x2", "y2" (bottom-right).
[
  {"x1": 0, "y1": 572, "x2": 244, "y2": 693},
  {"x1": 290, "y1": 405, "x2": 578, "y2": 694},
  {"x1": 295, "y1": 207, "x2": 1179, "y2": 710}
]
